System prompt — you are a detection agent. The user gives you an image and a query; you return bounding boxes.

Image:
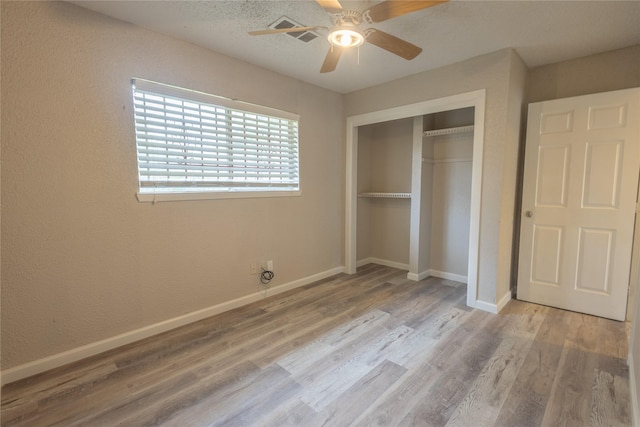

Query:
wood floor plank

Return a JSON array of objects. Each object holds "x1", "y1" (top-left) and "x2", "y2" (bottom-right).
[
  {"x1": 385, "y1": 305, "x2": 469, "y2": 369},
  {"x1": 493, "y1": 305, "x2": 572, "y2": 427},
  {"x1": 397, "y1": 315, "x2": 508, "y2": 426},
  {"x1": 257, "y1": 399, "x2": 318, "y2": 427},
  {"x1": 285, "y1": 312, "x2": 396, "y2": 410},
  {"x1": 375, "y1": 276, "x2": 451, "y2": 321},
  {"x1": 444, "y1": 302, "x2": 548, "y2": 427},
  {"x1": 124, "y1": 360, "x2": 268, "y2": 427},
  {"x1": 277, "y1": 309, "x2": 390, "y2": 375},
  {"x1": 292, "y1": 325, "x2": 415, "y2": 412},
  {"x1": 351, "y1": 308, "x2": 501, "y2": 426},
  {"x1": 542, "y1": 312, "x2": 602, "y2": 426},
  {"x1": 590, "y1": 368, "x2": 630, "y2": 426},
  {"x1": 1, "y1": 265, "x2": 632, "y2": 427},
  {"x1": 593, "y1": 315, "x2": 632, "y2": 426},
  {"x1": 208, "y1": 366, "x2": 302, "y2": 427},
  {"x1": 313, "y1": 360, "x2": 407, "y2": 427},
  {"x1": 0, "y1": 362, "x2": 118, "y2": 424},
  {"x1": 254, "y1": 266, "x2": 391, "y2": 318},
  {"x1": 67, "y1": 368, "x2": 202, "y2": 426}
]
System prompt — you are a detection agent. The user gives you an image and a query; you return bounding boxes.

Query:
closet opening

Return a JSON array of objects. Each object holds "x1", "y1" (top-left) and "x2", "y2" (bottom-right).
[{"x1": 345, "y1": 90, "x2": 486, "y2": 309}]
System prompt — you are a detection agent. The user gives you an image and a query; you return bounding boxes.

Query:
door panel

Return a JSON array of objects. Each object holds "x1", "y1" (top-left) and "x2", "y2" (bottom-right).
[
  {"x1": 582, "y1": 141, "x2": 622, "y2": 208},
  {"x1": 540, "y1": 110, "x2": 573, "y2": 134},
  {"x1": 589, "y1": 104, "x2": 627, "y2": 130},
  {"x1": 517, "y1": 88, "x2": 640, "y2": 321},
  {"x1": 536, "y1": 145, "x2": 570, "y2": 207},
  {"x1": 530, "y1": 225, "x2": 563, "y2": 286},
  {"x1": 575, "y1": 227, "x2": 614, "y2": 294}
]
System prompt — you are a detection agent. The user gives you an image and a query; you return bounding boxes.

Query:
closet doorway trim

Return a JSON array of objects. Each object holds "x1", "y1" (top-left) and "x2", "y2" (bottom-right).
[{"x1": 345, "y1": 89, "x2": 486, "y2": 310}]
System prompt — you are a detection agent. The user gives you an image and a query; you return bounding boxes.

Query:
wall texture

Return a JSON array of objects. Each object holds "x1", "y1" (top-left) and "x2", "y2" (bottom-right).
[
  {"x1": 356, "y1": 119, "x2": 413, "y2": 265},
  {"x1": 429, "y1": 133, "x2": 473, "y2": 278},
  {"x1": 1, "y1": 2, "x2": 344, "y2": 370},
  {"x1": 527, "y1": 44, "x2": 640, "y2": 103},
  {"x1": 428, "y1": 108, "x2": 474, "y2": 278}
]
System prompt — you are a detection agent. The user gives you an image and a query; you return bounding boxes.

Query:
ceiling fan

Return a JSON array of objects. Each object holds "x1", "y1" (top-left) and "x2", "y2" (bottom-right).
[{"x1": 248, "y1": 0, "x2": 449, "y2": 73}]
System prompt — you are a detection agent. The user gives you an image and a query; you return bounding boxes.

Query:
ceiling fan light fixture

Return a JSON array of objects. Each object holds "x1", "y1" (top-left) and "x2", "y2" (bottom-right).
[{"x1": 328, "y1": 26, "x2": 364, "y2": 48}]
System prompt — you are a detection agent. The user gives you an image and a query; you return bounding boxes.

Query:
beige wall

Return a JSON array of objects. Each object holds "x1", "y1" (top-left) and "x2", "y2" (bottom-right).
[
  {"x1": 356, "y1": 119, "x2": 413, "y2": 265},
  {"x1": 345, "y1": 48, "x2": 527, "y2": 305},
  {"x1": 428, "y1": 108, "x2": 474, "y2": 278},
  {"x1": 500, "y1": 52, "x2": 529, "y2": 296},
  {"x1": 1, "y1": 2, "x2": 344, "y2": 370},
  {"x1": 527, "y1": 45, "x2": 640, "y2": 103},
  {"x1": 429, "y1": 129, "x2": 473, "y2": 277}
]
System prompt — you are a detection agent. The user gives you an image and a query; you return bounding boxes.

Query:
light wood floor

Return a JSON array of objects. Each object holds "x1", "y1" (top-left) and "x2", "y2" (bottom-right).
[{"x1": 1, "y1": 264, "x2": 631, "y2": 426}]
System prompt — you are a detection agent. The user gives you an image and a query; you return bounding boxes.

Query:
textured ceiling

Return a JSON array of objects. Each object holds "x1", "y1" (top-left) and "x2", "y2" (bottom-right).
[{"x1": 71, "y1": 0, "x2": 640, "y2": 94}]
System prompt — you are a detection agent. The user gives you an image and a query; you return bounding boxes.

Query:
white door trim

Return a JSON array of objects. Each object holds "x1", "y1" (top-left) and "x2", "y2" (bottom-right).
[{"x1": 345, "y1": 89, "x2": 486, "y2": 310}]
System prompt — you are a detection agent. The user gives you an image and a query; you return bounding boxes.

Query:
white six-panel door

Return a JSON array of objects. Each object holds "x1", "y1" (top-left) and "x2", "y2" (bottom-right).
[{"x1": 517, "y1": 88, "x2": 640, "y2": 321}]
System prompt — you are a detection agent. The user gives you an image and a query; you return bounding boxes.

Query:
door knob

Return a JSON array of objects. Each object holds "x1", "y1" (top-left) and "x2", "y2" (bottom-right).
[{"x1": 525, "y1": 210, "x2": 534, "y2": 218}]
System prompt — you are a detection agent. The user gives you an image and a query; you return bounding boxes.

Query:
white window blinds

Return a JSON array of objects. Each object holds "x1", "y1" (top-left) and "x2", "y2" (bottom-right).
[{"x1": 132, "y1": 79, "x2": 300, "y2": 198}]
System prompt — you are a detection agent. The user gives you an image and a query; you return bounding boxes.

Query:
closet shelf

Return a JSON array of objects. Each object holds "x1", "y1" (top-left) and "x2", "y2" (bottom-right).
[
  {"x1": 423, "y1": 125, "x2": 474, "y2": 137},
  {"x1": 358, "y1": 192, "x2": 411, "y2": 199}
]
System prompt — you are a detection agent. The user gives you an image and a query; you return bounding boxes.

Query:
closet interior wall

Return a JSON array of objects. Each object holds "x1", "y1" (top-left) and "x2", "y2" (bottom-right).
[
  {"x1": 355, "y1": 109, "x2": 474, "y2": 281},
  {"x1": 357, "y1": 118, "x2": 413, "y2": 268},
  {"x1": 426, "y1": 108, "x2": 474, "y2": 282}
]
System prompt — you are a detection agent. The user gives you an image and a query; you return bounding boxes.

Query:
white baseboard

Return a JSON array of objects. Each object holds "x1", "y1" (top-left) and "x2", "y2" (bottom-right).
[
  {"x1": 356, "y1": 257, "x2": 409, "y2": 271},
  {"x1": 407, "y1": 270, "x2": 430, "y2": 281},
  {"x1": 356, "y1": 257, "x2": 372, "y2": 268},
  {"x1": 428, "y1": 269, "x2": 468, "y2": 284},
  {"x1": 407, "y1": 269, "x2": 467, "y2": 283},
  {"x1": 0, "y1": 266, "x2": 345, "y2": 386},
  {"x1": 630, "y1": 351, "x2": 640, "y2": 427},
  {"x1": 472, "y1": 291, "x2": 512, "y2": 314},
  {"x1": 358, "y1": 263, "x2": 466, "y2": 284},
  {"x1": 496, "y1": 291, "x2": 512, "y2": 313}
]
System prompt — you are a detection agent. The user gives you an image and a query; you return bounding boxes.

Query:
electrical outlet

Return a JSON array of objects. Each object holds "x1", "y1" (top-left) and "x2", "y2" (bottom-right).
[
  {"x1": 250, "y1": 263, "x2": 258, "y2": 275},
  {"x1": 267, "y1": 260, "x2": 274, "y2": 271}
]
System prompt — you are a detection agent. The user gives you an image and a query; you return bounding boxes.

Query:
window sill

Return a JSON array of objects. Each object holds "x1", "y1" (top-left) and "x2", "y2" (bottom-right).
[{"x1": 136, "y1": 190, "x2": 302, "y2": 203}]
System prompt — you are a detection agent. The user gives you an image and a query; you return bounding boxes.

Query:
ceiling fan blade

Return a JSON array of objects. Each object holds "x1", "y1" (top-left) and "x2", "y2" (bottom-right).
[
  {"x1": 248, "y1": 26, "x2": 325, "y2": 36},
  {"x1": 316, "y1": 0, "x2": 343, "y2": 13},
  {"x1": 320, "y1": 46, "x2": 344, "y2": 73},
  {"x1": 365, "y1": 29, "x2": 422, "y2": 60},
  {"x1": 364, "y1": 0, "x2": 448, "y2": 23}
]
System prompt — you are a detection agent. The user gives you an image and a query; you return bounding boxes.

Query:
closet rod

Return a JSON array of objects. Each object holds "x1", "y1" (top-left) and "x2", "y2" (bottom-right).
[
  {"x1": 358, "y1": 192, "x2": 411, "y2": 199},
  {"x1": 423, "y1": 125, "x2": 474, "y2": 137}
]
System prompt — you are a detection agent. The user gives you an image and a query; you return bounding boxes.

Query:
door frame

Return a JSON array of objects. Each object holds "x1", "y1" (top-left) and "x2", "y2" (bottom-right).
[{"x1": 345, "y1": 89, "x2": 486, "y2": 309}]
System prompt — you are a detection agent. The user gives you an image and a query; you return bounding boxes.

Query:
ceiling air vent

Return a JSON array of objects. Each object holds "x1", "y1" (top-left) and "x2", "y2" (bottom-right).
[{"x1": 269, "y1": 16, "x2": 319, "y2": 43}]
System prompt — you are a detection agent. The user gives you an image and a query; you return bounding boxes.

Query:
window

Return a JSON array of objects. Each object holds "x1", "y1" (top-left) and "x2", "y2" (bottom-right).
[{"x1": 131, "y1": 78, "x2": 300, "y2": 201}]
